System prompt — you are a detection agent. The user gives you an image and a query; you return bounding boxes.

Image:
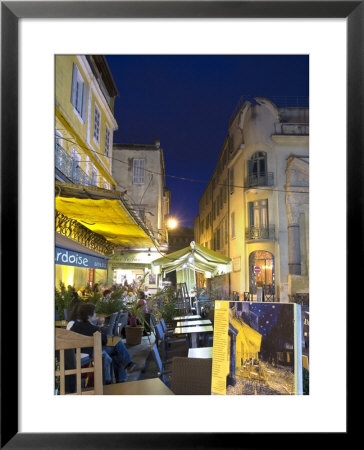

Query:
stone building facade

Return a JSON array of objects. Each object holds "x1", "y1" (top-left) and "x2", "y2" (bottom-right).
[{"x1": 194, "y1": 97, "x2": 309, "y2": 301}]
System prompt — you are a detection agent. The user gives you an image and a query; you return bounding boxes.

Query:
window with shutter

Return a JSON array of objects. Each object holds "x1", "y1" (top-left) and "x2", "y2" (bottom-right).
[
  {"x1": 231, "y1": 211, "x2": 236, "y2": 238},
  {"x1": 133, "y1": 159, "x2": 145, "y2": 184},
  {"x1": 93, "y1": 104, "x2": 101, "y2": 144},
  {"x1": 71, "y1": 64, "x2": 87, "y2": 121},
  {"x1": 229, "y1": 168, "x2": 234, "y2": 194},
  {"x1": 104, "y1": 125, "x2": 111, "y2": 157}
]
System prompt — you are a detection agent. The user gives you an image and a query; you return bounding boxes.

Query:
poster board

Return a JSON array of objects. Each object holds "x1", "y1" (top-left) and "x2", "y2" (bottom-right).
[{"x1": 211, "y1": 301, "x2": 302, "y2": 395}]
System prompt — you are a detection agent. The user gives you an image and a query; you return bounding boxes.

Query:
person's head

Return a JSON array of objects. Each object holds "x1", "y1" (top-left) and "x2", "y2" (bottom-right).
[
  {"x1": 103, "y1": 289, "x2": 112, "y2": 298},
  {"x1": 68, "y1": 303, "x2": 80, "y2": 322},
  {"x1": 138, "y1": 291, "x2": 145, "y2": 300},
  {"x1": 144, "y1": 286, "x2": 149, "y2": 291},
  {"x1": 77, "y1": 303, "x2": 96, "y2": 322},
  {"x1": 71, "y1": 291, "x2": 80, "y2": 304}
]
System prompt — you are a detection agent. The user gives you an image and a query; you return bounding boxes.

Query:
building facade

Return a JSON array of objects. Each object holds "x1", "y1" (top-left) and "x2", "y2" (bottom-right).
[
  {"x1": 55, "y1": 55, "x2": 120, "y2": 289},
  {"x1": 108, "y1": 141, "x2": 170, "y2": 291},
  {"x1": 55, "y1": 55, "x2": 119, "y2": 189},
  {"x1": 195, "y1": 97, "x2": 309, "y2": 302}
]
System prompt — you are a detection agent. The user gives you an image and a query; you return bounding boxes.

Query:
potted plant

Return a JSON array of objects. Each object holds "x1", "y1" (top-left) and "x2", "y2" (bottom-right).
[
  {"x1": 125, "y1": 301, "x2": 146, "y2": 345},
  {"x1": 55, "y1": 282, "x2": 74, "y2": 320},
  {"x1": 149, "y1": 286, "x2": 177, "y2": 328}
]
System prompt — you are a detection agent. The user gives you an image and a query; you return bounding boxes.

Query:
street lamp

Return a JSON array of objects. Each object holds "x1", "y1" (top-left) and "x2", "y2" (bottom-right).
[{"x1": 167, "y1": 217, "x2": 178, "y2": 229}]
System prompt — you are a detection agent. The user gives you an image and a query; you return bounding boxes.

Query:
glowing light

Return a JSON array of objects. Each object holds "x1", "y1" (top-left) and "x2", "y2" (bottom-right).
[{"x1": 167, "y1": 217, "x2": 178, "y2": 229}]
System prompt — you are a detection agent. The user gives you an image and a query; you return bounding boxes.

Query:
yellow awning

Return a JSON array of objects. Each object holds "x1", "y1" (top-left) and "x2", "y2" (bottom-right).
[{"x1": 55, "y1": 197, "x2": 154, "y2": 248}]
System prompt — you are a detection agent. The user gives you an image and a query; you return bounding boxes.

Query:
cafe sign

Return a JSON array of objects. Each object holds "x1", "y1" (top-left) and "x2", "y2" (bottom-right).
[
  {"x1": 111, "y1": 252, "x2": 159, "y2": 265},
  {"x1": 55, "y1": 245, "x2": 108, "y2": 269}
]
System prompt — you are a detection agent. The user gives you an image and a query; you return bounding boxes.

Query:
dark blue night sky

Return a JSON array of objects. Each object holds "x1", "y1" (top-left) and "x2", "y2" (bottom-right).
[{"x1": 106, "y1": 55, "x2": 309, "y2": 227}]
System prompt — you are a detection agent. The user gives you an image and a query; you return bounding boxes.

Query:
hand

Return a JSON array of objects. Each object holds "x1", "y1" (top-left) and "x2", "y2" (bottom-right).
[{"x1": 98, "y1": 317, "x2": 105, "y2": 326}]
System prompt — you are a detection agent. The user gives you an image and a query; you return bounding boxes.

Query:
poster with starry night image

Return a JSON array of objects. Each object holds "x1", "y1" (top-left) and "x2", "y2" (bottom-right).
[{"x1": 211, "y1": 301, "x2": 302, "y2": 395}]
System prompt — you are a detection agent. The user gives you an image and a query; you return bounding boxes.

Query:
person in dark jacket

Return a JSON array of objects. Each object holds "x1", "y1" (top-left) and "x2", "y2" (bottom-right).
[{"x1": 71, "y1": 303, "x2": 139, "y2": 383}]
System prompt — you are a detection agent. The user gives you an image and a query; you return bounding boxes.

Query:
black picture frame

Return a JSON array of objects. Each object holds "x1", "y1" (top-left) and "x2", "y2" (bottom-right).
[{"x1": 1, "y1": 1, "x2": 357, "y2": 447}]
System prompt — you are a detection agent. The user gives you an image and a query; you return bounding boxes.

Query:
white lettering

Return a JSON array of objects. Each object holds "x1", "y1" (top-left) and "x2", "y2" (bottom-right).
[
  {"x1": 61, "y1": 251, "x2": 69, "y2": 263},
  {"x1": 69, "y1": 255, "x2": 75, "y2": 264},
  {"x1": 83, "y1": 258, "x2": 88, "y2": 267}
]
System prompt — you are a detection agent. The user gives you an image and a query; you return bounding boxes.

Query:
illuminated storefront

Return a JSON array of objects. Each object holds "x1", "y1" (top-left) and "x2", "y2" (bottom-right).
[
  {"x1": 55, "y1": 233, "x2": 109, "y2": 290},
  {"x1": 107, "y1": 250, "x2": 161, "y2": 292}
]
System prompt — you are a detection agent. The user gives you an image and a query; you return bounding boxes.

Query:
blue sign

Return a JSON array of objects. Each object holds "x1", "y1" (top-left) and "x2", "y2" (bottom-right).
[{"x1": 55, "y1": 245, "x2": 108, "y2": 270}]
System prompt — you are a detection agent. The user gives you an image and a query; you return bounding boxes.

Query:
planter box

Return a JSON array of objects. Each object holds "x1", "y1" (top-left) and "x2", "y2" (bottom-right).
[{"x1": 125, "y1": 325, "x2": 144, "y2": 345}]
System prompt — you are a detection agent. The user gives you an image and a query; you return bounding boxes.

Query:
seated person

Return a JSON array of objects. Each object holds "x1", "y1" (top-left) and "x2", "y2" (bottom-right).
[{"x1": 71, "y1": 303, "x2": 140, "y2": 384}]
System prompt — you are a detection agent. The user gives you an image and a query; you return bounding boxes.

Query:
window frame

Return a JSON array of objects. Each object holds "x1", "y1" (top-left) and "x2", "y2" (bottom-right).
[
  {"x1": 93, "y1": 102, "x2": 101, "y2": 145},
  {"x1": 71, "y1": 63, "x2": 87, "y2": 122},
  {"x1": 132, "y1": 158, "x2": 145, "y2": 185}
]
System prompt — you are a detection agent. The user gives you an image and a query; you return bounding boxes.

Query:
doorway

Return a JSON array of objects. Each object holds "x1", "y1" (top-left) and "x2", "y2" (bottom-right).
[{"x1": 249, "y1": 250, "x2": 275, "y2": 294}]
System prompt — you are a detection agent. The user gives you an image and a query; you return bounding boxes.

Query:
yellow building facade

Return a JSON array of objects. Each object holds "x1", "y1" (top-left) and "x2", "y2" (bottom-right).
[
  {"x1": 55, "y1": 55, "x2": 118, "y2": 190},
  {"x1": 55, "y1": 55, "x2": 119, "y2": 290}
]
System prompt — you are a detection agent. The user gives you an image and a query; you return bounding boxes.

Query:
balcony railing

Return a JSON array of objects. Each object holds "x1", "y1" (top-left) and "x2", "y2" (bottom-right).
[
  {"x1": 245, "y1": 172, "x2": 274, "y2": 188},
  {"x1": 274, "y1": 123, "x2": 309, "y2": 136},
  {"x1": 245, "y1": 225, "x2": 275, "y2": 240},
  {"x1": 56, "y1": 143, "x2": 94, "y2": 186}
]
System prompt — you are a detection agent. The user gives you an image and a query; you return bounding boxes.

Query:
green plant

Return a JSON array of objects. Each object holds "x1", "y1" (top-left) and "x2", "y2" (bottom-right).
[
  {"x1": 95, "y1": 296, "x2": 124, "y2": 315},
  {"x1": 149, "y1": 286, "x2": 177, "y2": 326},
  {"x1": 126, "y1": 301, "x2": 146, "y2": 328},
  {"x1": 87, "y1": 290, "x2": 101, "y2": 305},
  {"x1": 55, "y1": 282, "x2": 75, "y2": 320}
]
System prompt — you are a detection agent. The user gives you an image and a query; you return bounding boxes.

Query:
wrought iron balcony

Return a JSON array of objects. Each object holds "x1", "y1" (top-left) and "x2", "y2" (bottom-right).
[
  {"x1": 245, "y1": 225, "x2": 275, "y2": 240},
  {"x1": 55, "y1": 143, "x2": 93, "y2": 186},
  {"x1": 245, "y1": 172, "x2": 274, "y2": 188}
]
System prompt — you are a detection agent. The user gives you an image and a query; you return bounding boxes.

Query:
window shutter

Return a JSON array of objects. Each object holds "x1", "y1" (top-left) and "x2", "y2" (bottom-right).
[
  {"x1": 71, "y1": 64, "x2": 78, "y2": 107},
  {"x1": 133, "y1": 159, "x2": 145, "y2": 184},
  {"x1": 81, "y1": 83, "x2": 87, "y2": 120},
  {"x1": 247, "y1": 159, "x2": 253, "y2": 175},
  {"x1": 229, "y1": 168, "x2": 234, "y2": 194}
]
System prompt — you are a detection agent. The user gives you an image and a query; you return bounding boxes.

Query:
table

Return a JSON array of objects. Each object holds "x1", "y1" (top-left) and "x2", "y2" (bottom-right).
[
  {"x1": 103, "y1": 378, "x2": 174, "y2": 395},
  {"x1": 174, "y1": 325, "x2": 213, "y2": 348},
  {"x1": 188, "y1": 347, "x2": 213, "y2": 358},
  {"x1": 173, "y1": 314, "x2": 201, "y2": 321},
  {"x1": 176, "y1": 319, "x2": 212, "y2": 327}
]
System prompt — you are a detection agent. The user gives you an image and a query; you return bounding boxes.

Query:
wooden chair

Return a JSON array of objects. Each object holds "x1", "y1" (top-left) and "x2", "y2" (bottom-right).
[{"x1": 55, "y1": 328, "x2": 103, "y2": 395}]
